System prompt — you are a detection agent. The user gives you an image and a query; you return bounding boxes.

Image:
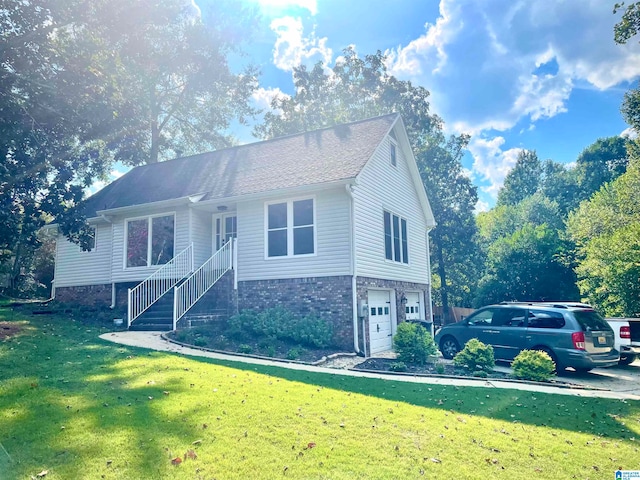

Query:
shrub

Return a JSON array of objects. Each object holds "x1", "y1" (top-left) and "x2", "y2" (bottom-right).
[
  {"x1": 389, "y1": 361, "x2": 408, "y2": 372},
  {"x1": 228, "y1": 308, "x2": 334, "y2": 349},
  {"x1": 227, "y1": 311, "x2": 259, "y2": 340},
  {"x1": 286, "y1": 347, "x2": 304, "y2": 360},
  {"x1": 393, "y1": 322, "x2": 438, "y2": 365},
  {"x1": 453, "y1": 339, "x2": 495, "y2": 372},
  {"x1": 292, "y1": 314, "x2": 333, "y2": 348},
  {"x1": 193, "y1": 337, "x2": 208, "y2": 347},
  {"x1": 511, "y1": 350, "x2": 556, "y2": 382},
  {"x1": 435, "y1": 362, "x2": 446, "y2": 374},
  {"x1": 238, "y1": 344, "x2": 253, "y2": 354}
]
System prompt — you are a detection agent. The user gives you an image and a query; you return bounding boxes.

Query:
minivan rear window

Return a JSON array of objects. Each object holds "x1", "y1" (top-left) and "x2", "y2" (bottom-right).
[
  {"x1": 528, "y1": 310, "x2": 565, "y2": 329},
  {"x1": 573, "y1": 310, "x2": 610, "y2": 331}
]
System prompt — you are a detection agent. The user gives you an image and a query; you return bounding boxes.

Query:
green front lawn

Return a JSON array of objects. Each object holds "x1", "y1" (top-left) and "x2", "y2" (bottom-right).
[{"x1": 1, "y1": 305, "x2": 639, "y2": 479}]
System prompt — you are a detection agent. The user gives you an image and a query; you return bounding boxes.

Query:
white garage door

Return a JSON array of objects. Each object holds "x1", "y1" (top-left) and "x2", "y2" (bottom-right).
[
  {"x1": 405, "y1": 292, "x2": 422, "y2": 320},
  {"x1": 368, "y1": 290, "x2": 393, "y2": 354}
]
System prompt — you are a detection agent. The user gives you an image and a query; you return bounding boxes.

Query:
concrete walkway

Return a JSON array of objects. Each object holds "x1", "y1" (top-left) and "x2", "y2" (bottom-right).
[{"x1": 99, "y1": 331, "x2": 640, "y2": 401}]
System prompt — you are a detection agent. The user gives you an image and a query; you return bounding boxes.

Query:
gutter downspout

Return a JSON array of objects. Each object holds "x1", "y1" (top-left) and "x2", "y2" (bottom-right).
[
  {"x1": 346, "y1": 184, "x2": 361, "y2": 355},
  {"x1": 110, "y1": 283, "x2": 116, "y2": 309}
]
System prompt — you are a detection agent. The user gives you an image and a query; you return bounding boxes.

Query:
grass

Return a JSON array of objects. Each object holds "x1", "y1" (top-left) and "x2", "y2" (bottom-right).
[{"x1": 1, "y1": 305, "x2": 640, "y2": 479}]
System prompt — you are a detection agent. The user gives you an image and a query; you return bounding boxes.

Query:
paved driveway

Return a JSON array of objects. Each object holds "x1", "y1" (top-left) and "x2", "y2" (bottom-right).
[{"x1": 558, "y1": 359, "x2": 640, "y2": 397}]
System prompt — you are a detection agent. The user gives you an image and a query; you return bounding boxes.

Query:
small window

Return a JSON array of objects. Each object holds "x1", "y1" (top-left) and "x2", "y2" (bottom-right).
[
  {"x1": 371, "y1": 307, "x2": 377, "y2": 316},
  {"x1": 390, "y1": 142, "x2": 397, "y2": 166},
  {"x1": 266, "y1": 198, "x2": 315, "y2": 258},
  {"x1": 82, "y1": 226, "x2": 96, "y2": 251}
]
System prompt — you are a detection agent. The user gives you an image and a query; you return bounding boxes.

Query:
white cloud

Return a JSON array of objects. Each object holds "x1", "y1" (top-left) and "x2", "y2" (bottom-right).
[
  {"x1": 250, "y1": 0, "x2": 317, "y2": 16},
  {"x1": 621, "y1": 127, "x2": 637, "y2": 139},
  {"x1": 467, "y1": 136, "x2": 523, "y2": 199},
  {"x1": 251, "y1": 86, "x2": 289, "y2": 113},
  {"x1": 270, "y1": 16, "x2": 332, "y2": 72},
  {"x1": 475, "y1": 199, "x2": 490, "y2": 214},
  {"x1": 385, "y1": 0, "x2": 640, "y2": 135}
]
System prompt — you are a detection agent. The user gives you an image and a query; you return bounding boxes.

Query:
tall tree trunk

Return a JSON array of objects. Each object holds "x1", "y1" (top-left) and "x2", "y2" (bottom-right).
[{"x1": 434, "y1": 234, "x2": 450, "y2": 324}]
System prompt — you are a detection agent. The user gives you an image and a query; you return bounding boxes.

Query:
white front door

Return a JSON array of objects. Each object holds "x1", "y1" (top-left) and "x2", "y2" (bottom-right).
[
  {"x1": 213, "y1": 214, "x2": 237, "y2": 251},
  {"x1": 368, "y1": 290, "x2": 393, "y2": 354},
  {"x1": 405, "y1": 292, "x2": 422, "y2": 320}
]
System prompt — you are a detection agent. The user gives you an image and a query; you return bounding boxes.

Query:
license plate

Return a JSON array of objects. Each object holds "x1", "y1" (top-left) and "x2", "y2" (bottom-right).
[{"x1": 598, "y1": 336, "x2": 606, "y2": 345}]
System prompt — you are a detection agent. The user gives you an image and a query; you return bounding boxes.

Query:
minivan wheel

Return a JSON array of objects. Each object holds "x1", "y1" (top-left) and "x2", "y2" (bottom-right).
[
  {"x1": 440, "y1": 336, "x2": 460, "y2": 360},
  {"x1": 619, "y1": 354, "x2": 636, "y2": 366}
]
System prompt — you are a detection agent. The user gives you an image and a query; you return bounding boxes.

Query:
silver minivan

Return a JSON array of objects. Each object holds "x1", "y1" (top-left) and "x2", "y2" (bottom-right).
[{"x1": 434, "y1": 302, "x2": 619, "y2": 372}]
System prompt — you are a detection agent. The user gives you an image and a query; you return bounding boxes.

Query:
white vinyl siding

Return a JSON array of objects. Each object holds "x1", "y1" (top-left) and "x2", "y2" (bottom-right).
[
  {"x1": 190, "y1": 209, "x2": 212, "y2": 267},
  {"x1": 53, "y1": 223, "x2": 112, "y2": 287},
  {"x1": 354, "y1": 133, "x2": 429, "y2": 284},
  {"x1": 238, "y1": 187, "x2": 351, "y2": 281}
]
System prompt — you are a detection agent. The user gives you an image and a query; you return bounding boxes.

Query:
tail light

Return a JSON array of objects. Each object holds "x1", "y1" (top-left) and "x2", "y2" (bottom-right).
[
  {"x1": 572, "y1": 331, "x2": 586, "y2": 350},
  {"x1": 621, "y1": 326, "x2": 631, "y2": 339}
]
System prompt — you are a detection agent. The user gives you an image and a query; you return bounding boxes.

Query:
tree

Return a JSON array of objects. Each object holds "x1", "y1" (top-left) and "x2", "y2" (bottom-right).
[
  {"x1": 0, "y1": 0, "x2": 257, "y2": 293},
  {"x1": 574, "y1": 136, "x2": 629, "y2": 201},
  {"x1": 566, "y1": 158, "x2": 640, "y2": 316},
  {"x1": 496, "y1": 150, "x2": 541, "y2": 207},
  {"x1": 475, "y1": 194, "x2": 578, "y2": 306},
  {"x1": 256, "y1": 48, "x2": 481, "y2": 315}
]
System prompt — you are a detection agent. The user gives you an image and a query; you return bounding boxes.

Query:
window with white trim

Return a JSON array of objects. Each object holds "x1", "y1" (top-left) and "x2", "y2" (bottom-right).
[
  {"x1": 267, "y1": 198, "x2": 315, "y2": 257},
  {"x1": 384, "y1": 210, "x2": 408, "y2": 264},
  {"x1": 126, "y1": 214, "x2": 175, "y2": 267}
]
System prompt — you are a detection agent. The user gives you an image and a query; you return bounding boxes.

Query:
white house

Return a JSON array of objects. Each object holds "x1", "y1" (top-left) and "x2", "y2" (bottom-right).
[{"x1": 52, "y1": 114, "x2": 436, "y2": 355}]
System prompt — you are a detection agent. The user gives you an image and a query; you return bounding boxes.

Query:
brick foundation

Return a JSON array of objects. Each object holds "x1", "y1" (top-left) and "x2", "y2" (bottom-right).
[
  {"x1": 55, "y1": 284, "x2": 112, "y2": 306},
  {"x1": 237, "y1": 276, "x2": 354, "y2": 351}
]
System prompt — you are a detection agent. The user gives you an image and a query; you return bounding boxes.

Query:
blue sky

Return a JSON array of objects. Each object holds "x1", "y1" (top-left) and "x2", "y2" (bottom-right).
[
  {"x1": 99, "y1": 0, "x2": 640, "y2": 211},
  {"x1": 230, "y1": 0, "x2": 640, "y2": 211}
]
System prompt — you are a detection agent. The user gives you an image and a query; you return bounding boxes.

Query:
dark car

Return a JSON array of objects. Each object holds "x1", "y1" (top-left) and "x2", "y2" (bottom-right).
[{"x1": 434, "y1": 302, "x2": 619, "y2": 372}]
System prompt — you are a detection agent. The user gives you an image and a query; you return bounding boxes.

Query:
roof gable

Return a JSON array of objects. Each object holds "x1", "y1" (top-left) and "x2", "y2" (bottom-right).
[{"x1": 84, "y1": 114, "x2": 398, "y2": 217}]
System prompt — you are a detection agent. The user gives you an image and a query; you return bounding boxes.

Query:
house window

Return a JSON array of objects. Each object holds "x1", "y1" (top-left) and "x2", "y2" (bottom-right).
[
  {"x1": 81, "y1": 226, "x2": 97, "y2": 252},
  {"x1": 215, "y1": 215, "x2": 237, "y2": 250},
  {"x1": 267, "y1": 198, "x2": 315, "y2": 257},
  {"x1": 383, "y1": 210, "x2": 409, "y2": 264},
  {"x1": 390, "y1": 142, "x2": 397, "y2": 166},
  {"x1": 126, "y1": 214, "x2": 175, "y2": 268}
]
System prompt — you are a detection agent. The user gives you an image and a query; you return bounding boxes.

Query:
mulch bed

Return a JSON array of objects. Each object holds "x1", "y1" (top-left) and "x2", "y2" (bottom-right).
[{"x1": 353, "y1": 357, "x2": 512, "y2": 380}]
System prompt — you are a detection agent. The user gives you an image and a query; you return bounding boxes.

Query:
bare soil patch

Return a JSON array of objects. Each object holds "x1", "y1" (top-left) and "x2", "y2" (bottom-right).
[{"x1": 0, "y1": 322, "x2": 23, "y2": 340}]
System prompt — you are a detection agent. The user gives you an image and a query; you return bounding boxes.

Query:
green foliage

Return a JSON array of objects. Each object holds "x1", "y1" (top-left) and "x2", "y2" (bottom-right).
[
  {"x1": 511, "y1": 350, "x2": 556, "y2": 382},
  {"x1": 497, "y1": 150, "x2": 541, "y2": 207},
  {"x1": 238, "y1": 344, "x2": 253, "y2": 354},
  {"x1": 228, "y1": 308, "x2": 334, "y2": 349},
  {"x1": 567, "y1": 161, "x2": 640, "y2": 316},
  {"x1": 393, "y1": 322, "x2": 437, "y2": 365},
  {"x1": 435, "y1": 362, "x2": 446, "y2": 374},
  {"x1": 453, "y1": 339, "x2": 495, "y2": 372},
  {"x1": 286, "y1": 347, "x2": 304, "y2": 360},
  {"x1": 193, "y1": 337, "x2": 208, "y2": 347},
  {"x1": 389, "y1": 361, "x2": 408, "y2": 372}
]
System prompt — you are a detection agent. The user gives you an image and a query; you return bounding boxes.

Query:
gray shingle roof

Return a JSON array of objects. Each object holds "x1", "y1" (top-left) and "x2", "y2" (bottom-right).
[{"x1": 84, "y1": 114, "x2": 398, "y2": 217}]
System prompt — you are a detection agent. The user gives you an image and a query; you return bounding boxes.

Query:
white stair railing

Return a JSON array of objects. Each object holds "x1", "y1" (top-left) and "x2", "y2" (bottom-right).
[
  {"x1": 127, "y1": 244, "x2": 194, "y2": 327},
  {"x1": 173, "y1": 239, "x2": 234, "y2": 329}
]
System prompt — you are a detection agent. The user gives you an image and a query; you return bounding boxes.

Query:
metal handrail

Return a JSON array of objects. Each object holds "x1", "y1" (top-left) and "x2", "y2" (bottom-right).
[
  {"x1": 173, "y1": 239, "x2": 234, "y2": 329},
  {"x1": 127, "y1": 244, "x2": 194, "y2": 327}
]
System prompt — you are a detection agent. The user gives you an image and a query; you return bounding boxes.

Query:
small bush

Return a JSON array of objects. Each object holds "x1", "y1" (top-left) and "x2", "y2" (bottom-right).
[
  {"x1": 238, "y1": 344, "x2": 253, "y2": 354},
  {"x1": 286, "y1": 347, "x2": 304, "y2": 360},
  {"x1": 389, "y1": 361, "x2": 408, "y2": 372},
  {"x1": 435, "y1": 362, "x2": 446, "y2": 374},
  {"x1": 265, "y1": 345, "x2": 276, "y2": 357},
  {"x1": 228, "y1": 308, "x2": 334, "y2": 349},
  {"x1": 193, "y1": 337, "x2": 208, "y2": 347},
  {"x1": 453, "y1": 339, "x2": 495, "y2": 372},
  {"x1": 393, "y1": 322, "x2": 437, "y2": 365},
  {"x1": 511, "y1": 350, "x2": 556, "y2": 382}
]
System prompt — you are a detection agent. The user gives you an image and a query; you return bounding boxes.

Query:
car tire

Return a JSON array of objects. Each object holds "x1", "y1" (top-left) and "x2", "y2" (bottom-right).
[
  {"x1": 439, "y1": 336, "x2": 460, "y2": 360},
  {"x1": 619, "y1": 354, "x2": 636, "y2": 366}
]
